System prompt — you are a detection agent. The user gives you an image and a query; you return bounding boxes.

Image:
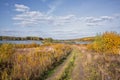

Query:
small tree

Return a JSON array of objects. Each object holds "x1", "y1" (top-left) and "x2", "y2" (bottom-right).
[{"x1": 43, "y1": 38, "x2": 53, "y2": 44}]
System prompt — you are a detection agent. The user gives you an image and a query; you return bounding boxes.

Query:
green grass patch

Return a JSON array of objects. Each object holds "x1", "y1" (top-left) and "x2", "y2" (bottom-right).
[{"x1": 59, "y1": 50, "x2": 76, "y2": 80}]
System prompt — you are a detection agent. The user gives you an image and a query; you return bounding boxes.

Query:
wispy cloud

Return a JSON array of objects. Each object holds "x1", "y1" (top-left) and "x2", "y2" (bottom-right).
[
  {"x1": 0, "y1": 30, "x2": 47, "y2": 37},
  {"x1": 13, "y1": 4, "x2": 120, "y2": 27},
  {"x1": 47, "y1": 0, "x2": 62, "y2": 15},
  {"x1": 79, "y1": 16, "x2": 115, "y2": 26},
  {"x1": 13, "y1": 4, "x2": 76, "y2": 27},
  {"x1": 83, "y1": 16, "x2": 113, "y2": 23},
  {"x1": 15, "y1": 4, "x2": 30, "y2": 12},
  {"x1": 13, "y1": 10, "x2": 46, "y2": 26}
]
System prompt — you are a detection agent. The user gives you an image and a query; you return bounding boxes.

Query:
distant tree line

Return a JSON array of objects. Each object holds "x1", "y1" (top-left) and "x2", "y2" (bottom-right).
[{"x1": 0, "y1": 36, "x2": 43, "y2": 40}]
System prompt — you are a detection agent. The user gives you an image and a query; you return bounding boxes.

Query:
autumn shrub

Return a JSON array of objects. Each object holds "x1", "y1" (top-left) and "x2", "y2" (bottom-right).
[{"x1": 88, "y1": 32, "x2": 120, "y2": 54}]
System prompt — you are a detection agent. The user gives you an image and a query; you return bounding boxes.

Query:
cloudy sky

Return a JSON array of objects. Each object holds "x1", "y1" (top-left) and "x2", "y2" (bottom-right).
[{"x1": 0, "y1": 0, "x2": 120, "y2": 39}]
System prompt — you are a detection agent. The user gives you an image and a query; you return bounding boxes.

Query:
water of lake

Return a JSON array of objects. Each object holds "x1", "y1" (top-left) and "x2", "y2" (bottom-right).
[
  {"x1": 75, "y1": 41, "x2": 92, "y2": 44},
  {"x1": 0, "y1": 40, "x2": 92, "y2": 45},
  {"x1": 0, "y1": 40, "x2": 42, "y2": 44}
]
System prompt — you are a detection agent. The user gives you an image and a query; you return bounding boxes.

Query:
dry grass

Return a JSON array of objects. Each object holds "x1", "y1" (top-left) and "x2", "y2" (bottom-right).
[
  {"x1": 83, "y1": 52, "x2": 120, "y2": 80},
  {"x1": 86, "y1": 32, "x2": 120, "y2": 79},
  {"x1": 0, "y1": 43, "x2": 72, "y2": 80},
  {"x1": 15, "y1": 43, "x2": 40, "y2": 48}
]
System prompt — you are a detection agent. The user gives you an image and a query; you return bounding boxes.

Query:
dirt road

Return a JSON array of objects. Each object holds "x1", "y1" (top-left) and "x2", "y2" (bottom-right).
[{"x1": 46, "y1": 45, "x2": 87, "y2": 80}]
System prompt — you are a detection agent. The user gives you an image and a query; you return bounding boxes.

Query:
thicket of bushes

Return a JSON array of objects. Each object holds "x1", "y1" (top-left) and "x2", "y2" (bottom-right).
[
  {"x1": 88, "y1": 32, "x2": 120, "y2": 54},
  {"x1": 0, "y1": 43, "x2": 72, "y2": 80}
]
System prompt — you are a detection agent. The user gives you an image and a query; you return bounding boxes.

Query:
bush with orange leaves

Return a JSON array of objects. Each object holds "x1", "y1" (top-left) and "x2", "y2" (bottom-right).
[{"x1": 88, "y1": 32, "x2": 120, "y2": 54}]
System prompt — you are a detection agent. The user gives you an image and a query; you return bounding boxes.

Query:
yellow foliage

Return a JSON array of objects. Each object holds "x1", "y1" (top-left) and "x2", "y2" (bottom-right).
[{"x1": 88, "y1": 31, "x2": 120, "y2": 54}]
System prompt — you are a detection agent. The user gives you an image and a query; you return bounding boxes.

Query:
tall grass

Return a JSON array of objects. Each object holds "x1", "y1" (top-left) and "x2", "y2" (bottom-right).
[
  {"x1": 15, "y1": 43, "x2": 40, "y2": 48},
  {"x1": 0, "y1": 43, "x2": 72, "y2": 80},
  {"x1": 0, "y1": 44, "x2": 15, "y2": 80},
  {"x1": 0, "y1": 44, "x2": 14, "y2": 63}
]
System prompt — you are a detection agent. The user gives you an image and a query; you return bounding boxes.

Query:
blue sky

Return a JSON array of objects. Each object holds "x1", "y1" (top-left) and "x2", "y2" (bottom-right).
[{"x1": 0, "y1": 0, "x2": 120, "y2": 39}]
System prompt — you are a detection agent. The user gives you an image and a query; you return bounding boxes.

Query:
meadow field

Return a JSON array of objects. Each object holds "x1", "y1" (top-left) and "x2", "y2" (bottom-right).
[
  {"x1": 0, "y1": 32, "x2": 120, "y2": 80},
  {"x1": 1, "y1": 0, "x2": 120, "y2": 79}
]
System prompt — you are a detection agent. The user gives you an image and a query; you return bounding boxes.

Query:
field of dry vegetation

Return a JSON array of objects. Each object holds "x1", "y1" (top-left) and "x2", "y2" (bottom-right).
[
  {"x1": 85, "y1": 32, "x2": 120, "y2": 80},
  {"x1": 0, "y1": 43, "x2": 72, "y2": 80},
  {"x1": 0, "y1": 31, "x2": 120, "y2": 80}
]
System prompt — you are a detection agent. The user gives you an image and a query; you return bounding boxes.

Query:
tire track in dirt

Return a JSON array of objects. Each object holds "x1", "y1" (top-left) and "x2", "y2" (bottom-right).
[
  {"x1": 46, "y1": 45, "x2": 87, "y2": 80},
  {"x1": 46, "y1": 49, "x2": 75, "y2": 80},
  {"x1": 71, "y1": 45, "x2": 87, "y2": 80}
]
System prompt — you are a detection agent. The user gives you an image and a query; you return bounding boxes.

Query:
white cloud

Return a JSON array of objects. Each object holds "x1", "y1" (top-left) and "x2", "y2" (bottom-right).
[
  {"x1": 82, "y1": 16, "x2": 113, "y2": 23},
  {"x1": 52, "y1": 15, "x2": 76, "y2": 26},
  {"x1": 79, "y1": 16, "x2": 115, "y2": 26},
  {"x1": 13, "y1": 4, "x2": 120, "y2": 27},
  {"x1": 15, "y1": 4, "x2": 30, "y2": 12},
  {"x1": 13, "y1": 4, "x2": 77, "y2": 27}
]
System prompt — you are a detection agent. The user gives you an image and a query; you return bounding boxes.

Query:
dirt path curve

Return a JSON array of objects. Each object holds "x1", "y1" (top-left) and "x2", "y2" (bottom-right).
[{"x1": 46, "y1": 48, "x2": 76, "y2": 80}]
